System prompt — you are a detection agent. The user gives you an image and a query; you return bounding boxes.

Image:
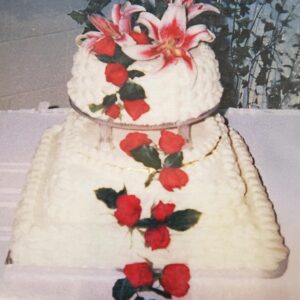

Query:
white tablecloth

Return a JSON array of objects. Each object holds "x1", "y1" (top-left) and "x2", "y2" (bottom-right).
[{"x1": 0, "y1": 108, "x2": 299, "y2": 300}]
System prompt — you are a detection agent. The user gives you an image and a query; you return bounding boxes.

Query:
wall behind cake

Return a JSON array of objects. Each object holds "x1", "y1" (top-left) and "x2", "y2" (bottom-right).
[{"x1": 0, "y1": 0, "x2": 87, "y2": 110}]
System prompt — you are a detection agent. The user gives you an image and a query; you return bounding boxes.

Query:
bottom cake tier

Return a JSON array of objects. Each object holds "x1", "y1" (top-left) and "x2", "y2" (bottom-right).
[{"x1": 8, "y1": 113, "x2": 288, "y2": 278}]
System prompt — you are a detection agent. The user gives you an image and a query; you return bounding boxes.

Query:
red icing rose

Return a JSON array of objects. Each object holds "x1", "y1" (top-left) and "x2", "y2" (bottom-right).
[
  {"x1": 152, "y1": 201, "x2": 175, "y2": 222},
  {"x1": 92, "y1": 36, "x2": 116, "y2": 56},
  {"x1": 124, "y1": 99, "x2": 150, "y2": 121},
  {"x1": 123, "y1": 262, "x2": 154, "y2": 288},
  {"x1": 114, "y1": 195, "x2": 141, "y2": 227},
  {"x1": 105, "y1": 63, "x2": 128, "y2": 87},
  {"x1": 120, "y1": 132, "x2": 152, "y2": 156},
  {"x1": 144, "y1": 226, "x2": 170, "y2": 250},
  {"x1": 159, "y1": 130, "x2": 185, "y2": 154},
  {"x1": 105, "y1": 104, "x2": 120, "y2": 119},
  {"x1": 160, "y1": 264, "x2": 190, "y2": 297},
  {"x1": 159, "y1": 168, "x2": 189, "y2": 191},
  {"x1": 130, "y1": 31, "x2": 150, "y2": 44}
]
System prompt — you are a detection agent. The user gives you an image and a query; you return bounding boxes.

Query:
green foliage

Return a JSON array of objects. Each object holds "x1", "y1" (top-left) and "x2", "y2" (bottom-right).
[
  {"x1": 166, "y1": 209, "x2": 201, "y2": 231},
  {"x1": 119, "y1": 82, "x2": 146, "y2": 101},
  {"x1": 198, "y1": 0, "x2": 300, "y2": 109},
  {"x1": 131, "y1": 145, "x2": 162, "y2": 170},
  {"x1": 112, "y1": 278, "x2": 136, "y2": 300},
  {"x1": 95, "y1": 187, "x2": 127, "y2": 209},
  {"x1": 163, "y1": 152, "x2": 183, "y2": 168}
]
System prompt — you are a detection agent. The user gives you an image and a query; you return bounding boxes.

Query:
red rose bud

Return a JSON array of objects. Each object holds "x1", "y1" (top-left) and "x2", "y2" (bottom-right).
[
  {"x1": 123, "y1": 262, "x2": 154, "y2": 288},
  {"x1": 144, "y1": 226, "x2": 170, "y2": 250},
  {"x1": 114, "y1": 195, "x2": 141, "y2": 227},
  {"x1": 124, "y1": 99, "x2": 150, "y2": 121},
  {"x1": 159, "y1": 168, "x2": 189, "y2": 192},
  {"x1": 105, "y1": 63, "x2": 128, "y2": 87},
  {"x1": 160, "y1": 264, "x2": 191, "y2": 297},
  {"x1": 130, "y1": 31, "x2": 150, "y2": 44},
  {"x1": 105, "y1": 104, "x2": 120, "y2": 119},
  {"x1": 92, "y1": 36, "x2": 116, "y2": 56},
  {"x1": 159, "y1": 130, "x2": 185, "y2": 154},
  {"x1": 152, "y1": 200, "x2": 176, "y2": 222},
  {"x1": 120, "y1": 132, "x2": 152, "y2": 156}
]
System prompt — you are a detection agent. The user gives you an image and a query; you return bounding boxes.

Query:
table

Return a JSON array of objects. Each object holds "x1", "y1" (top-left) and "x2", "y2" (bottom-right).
[{"x1": 0, "y1": 107, "x2": 299, "y2": 300}]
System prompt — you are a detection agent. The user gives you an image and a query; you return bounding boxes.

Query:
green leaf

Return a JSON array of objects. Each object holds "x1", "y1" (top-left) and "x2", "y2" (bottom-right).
[
  {"x1": 114, "y1": 46, "x2": 135, "y2": 67},
  {"x1": 136, "y1": 218, "x2": 160, "y2": 228},
  {"x1": 103, "y1": 94, "x2": 117, "y2": 108},
  {"x1": 155, "y1": 0, "x2": 168, "y2": 19},
  {"x1": 150, "y1": 286, "x2": 172, "y2": 298},
  {"x1": 96, "y1": 54, "x2": 115, "y2": 64},
  {"x1": 264, "y1": 22, "x2": 275, "y2": 32},
  {"x1": 131, "y1": 145, "x2": 162, "y2": 170},
  {"x1": 112, "y1": 278, "x2": 136, "y2": 300},
  {"x1": 119, "y1": 82, "x2": 146, "y2": 101},
  {"x1": 94, "y1": 187, "x2": 126, "y2": 209},
  {"x1": 166, "y1": 209, "x2": 201, "y2": 231},
  {"x1": 89, "y1": 103, "x2": 103, "y2": 112},
  {"x1": 163, "y1": 152, "x2": 183, "y2": 168},
  {"x1": 128, "y1": 70, "x2": 145, "y2": 79},
  {"x1": 68, "y1": 10, "x2": 86, "y2": 25},
  {"x1": 275, "y1": 3, "x2": 284, "y2": 13}
]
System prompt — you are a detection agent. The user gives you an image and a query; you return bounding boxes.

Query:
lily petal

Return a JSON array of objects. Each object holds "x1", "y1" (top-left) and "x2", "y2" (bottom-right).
[
  {"x1": 182, "y1": 24, "x2": 215, "y2": 50},
  {"x1": 122, "y1": 44, "x2": 161, "y2": 60},
  {"x1": 160, "y1": 4, "x2": 186, "y2": 42},
  {"x1": 85, "y1": 31, "x2": 103, "y2": 39},
  {"x1": 117, "y1": 4, "x2": 146, "y2": 33},
  {"x1": 188, "y1": 3, "x2": 220, "y2": 21},
  {"x1": 111, "y1": 4, "x2": 121, "y2": 25},
  {"x1": 137, "y1": 12, "x2": 161, "y2": 40},
  {"x1": 116, "y1": 33, "x2": 136, "y2": 47},
  {"x1": 88, "y1": 14, "x2": 121, "y2": 39}
]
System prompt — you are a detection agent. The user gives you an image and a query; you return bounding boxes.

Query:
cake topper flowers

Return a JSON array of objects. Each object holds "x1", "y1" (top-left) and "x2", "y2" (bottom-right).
[
  {"x1": 119, "y1": 130, "x2": 189, "y2": 191},
  {"x1": 122, "y1": 3, "x2": 216, "y2": 71}
]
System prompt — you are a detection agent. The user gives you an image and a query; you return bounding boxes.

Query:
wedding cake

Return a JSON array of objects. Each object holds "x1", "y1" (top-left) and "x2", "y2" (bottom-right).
[{"x1": 9, "y1": 1, "x2": 288, "y2": 299}]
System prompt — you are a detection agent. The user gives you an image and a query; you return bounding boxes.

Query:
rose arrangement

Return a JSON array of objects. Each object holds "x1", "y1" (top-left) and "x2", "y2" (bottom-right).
[
  {"x1": 120, "y1": 130, "x2": 189, "y2": 191},
  {"x1": 113, "y1": 261, "x2": 191, "y2": 299},
  {"x1": 95, "y1": 188, "x2": 201, "y2": 250}
]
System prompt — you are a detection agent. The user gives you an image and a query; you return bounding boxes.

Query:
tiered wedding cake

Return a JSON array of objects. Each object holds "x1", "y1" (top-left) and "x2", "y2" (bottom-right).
[{"x1": 9, "y1": 1, "x2": 288, "y2": 299}]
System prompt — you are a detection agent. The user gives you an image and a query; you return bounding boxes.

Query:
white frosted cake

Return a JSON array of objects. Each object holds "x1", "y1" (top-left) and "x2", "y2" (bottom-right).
[
  {"x1": 8, "y1": 1, "x2": 288, "y2": 298},
  {"x1": 10, "y1": 113, "x2": 288, "y2": 276}
]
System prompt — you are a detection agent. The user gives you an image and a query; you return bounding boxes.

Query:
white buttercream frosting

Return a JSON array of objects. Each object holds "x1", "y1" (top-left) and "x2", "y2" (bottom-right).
[
  {"x1": 10, "y1": 113, "x2": 288, "y2": 275},
  {"x1": 67, "y1": 43, "x2": 223, "y2": 125}
]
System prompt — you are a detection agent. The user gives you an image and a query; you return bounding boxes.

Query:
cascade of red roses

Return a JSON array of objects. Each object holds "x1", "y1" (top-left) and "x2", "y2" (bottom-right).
[{"x1": 68, "y1": 0, "x2": 221, "y2": 298}]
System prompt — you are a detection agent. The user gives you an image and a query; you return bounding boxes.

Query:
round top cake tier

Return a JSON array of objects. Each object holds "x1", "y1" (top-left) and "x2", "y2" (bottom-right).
[{"x1": 67, "y1": 42, "x2": 223, "y2": 126}]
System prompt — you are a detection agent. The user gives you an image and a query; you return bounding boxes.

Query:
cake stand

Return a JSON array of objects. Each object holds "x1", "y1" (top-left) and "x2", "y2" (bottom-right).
[{"x1": 69, "y1": 98, "x2": 220, "y2": 148}]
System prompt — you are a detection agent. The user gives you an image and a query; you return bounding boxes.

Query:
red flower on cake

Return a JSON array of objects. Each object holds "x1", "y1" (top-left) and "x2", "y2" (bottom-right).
[
  {"x1": 105, "y1": 63, "x2": 128, "y2": 87},
  {"x1": 81, "y1": 4, "x2": 145, "y2": 54},
  {"x1": 87, "y1": 35, "x2": 116, "y2": 56},
  {"x1": 129, "y1": 31, "x2": 150, "y2": 45},
  {"x1": 159, "y1": 168, "x2": 189, "y2": 191},
  {"x1": 105, "y1": 104, "x2": 120, "y2": 119},
  {"x1": 123, "y1": 262, "x2": 154, "y2": 288},
  {"x1": 114, "y1": 195, "x2": 142, "y2": 227},
  {"x1": 159, "y1": 130, "x2": 185, "y2": 154},
  {"x1": 144, "y1": 226, "x2": 170, "y2": 250},
  {"x1": 152, "y1": 201, "x2": 175, "y2": 222},
  {"x1": 160, "y1": 264, "x2": 191, "y2": 297},
  {"x1": 124, "y1": 99, "x2": 150, "y2": 121},
  {"x1": 120, "y1": 132, "x2": 152, "y2": 156},
  {"x1": 121, "y1": 4, "x2": 215, "y2": 71}
]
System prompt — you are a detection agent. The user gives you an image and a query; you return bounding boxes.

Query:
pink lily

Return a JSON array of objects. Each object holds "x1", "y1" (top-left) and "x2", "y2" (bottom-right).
[
  {"x1": 121, "y1": 4, "x2": 215, "y2": 71},
  {"x1": 172, "y1": 0, "x2": 220, "y2": 20},
  {"x1": 78, "y1": 3, "x2": 145, "y2": 53}
]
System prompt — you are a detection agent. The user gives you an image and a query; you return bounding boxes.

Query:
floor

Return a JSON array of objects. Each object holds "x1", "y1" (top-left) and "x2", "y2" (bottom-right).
[{"x1": 0, "y1": 0, "x2": 86, "y2": 110}]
